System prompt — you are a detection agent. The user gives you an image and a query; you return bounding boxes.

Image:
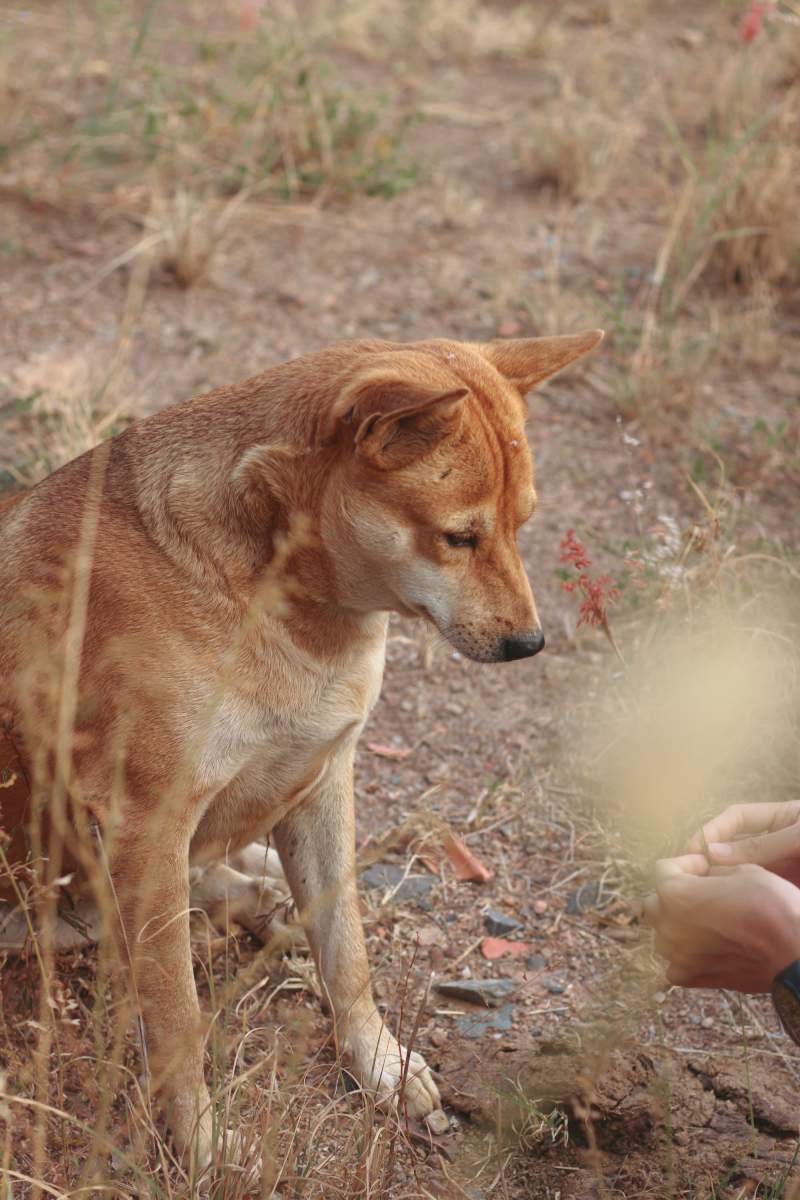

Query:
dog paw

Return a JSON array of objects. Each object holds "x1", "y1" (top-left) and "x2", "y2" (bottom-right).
[
  {"x1": 179, "y1": 1112, "x2": 261, "y2": 1184},
  {"x1": 343, "y1": 1017, "x2": 444, "y2": 1125},
  {"x1": 189, "y1": 856, "x2": 304, "y2": 948}
]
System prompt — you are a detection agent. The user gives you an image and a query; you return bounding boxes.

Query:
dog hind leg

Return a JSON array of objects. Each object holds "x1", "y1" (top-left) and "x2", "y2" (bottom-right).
[{"x1": 189, "y1": 853, "x2": 301, "y2": 945}]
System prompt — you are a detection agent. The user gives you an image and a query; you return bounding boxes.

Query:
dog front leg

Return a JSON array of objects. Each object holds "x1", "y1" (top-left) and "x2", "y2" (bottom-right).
[
  {"x1": 272, "y1": 756, "x2": 444, "y2": 1126},
  {"x1": 108, "y1": 824, "x2": 213, "y2": 1165}
]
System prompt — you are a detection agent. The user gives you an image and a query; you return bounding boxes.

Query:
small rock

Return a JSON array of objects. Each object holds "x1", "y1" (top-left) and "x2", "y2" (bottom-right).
[
  {"x1": 702, "y1": 1016, "x2": 713, "y2": 1029},
  {"x1": 429, "y1": 1028, "x2": 448, "y2": 1048},
  {"x1": 456, "y1": 1002, "x2": 516, "y2": 1040},
  {"x1": 425, "y1": 1108, "x2": 450, "y2": 1135},
  {"x1": 417, "y1": 924, "x2": 445, "y2": 947},
  {"x1": 526, "y1": 954, "x2": 547, "y2": 971},
  {"x1": 533, "y1": 899, "x2": 549, "y2": 915},
  {"x1": 435, "y1": 978, "x2": 516, "y2": 1007},
  {"x1": 484, "y1": 909, "x2": 524, "y2": 937},
  {"x1": 546, "y1": 981, "x2": 566, "y2": 995},
  {"x1": 362, "y1": 863, "x2": 434, "y2": 904}
]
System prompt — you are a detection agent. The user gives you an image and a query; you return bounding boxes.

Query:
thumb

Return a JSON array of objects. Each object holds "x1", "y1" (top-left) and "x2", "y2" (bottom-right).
[{"x1": 709, "y1": 821, "x2": 800, "y2": 868}]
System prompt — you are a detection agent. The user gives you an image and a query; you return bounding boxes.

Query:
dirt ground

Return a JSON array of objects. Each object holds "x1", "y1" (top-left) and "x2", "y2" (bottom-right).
[{"x1": 1, "y1": 2, "x2": 800, "y2": 1197}]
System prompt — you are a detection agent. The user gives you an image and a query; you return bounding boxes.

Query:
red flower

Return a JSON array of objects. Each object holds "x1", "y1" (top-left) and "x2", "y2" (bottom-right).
[
  {"x1": 739, "y1": 2, "x2": 775, "y2": 44},
  {"x1": 559, "y1": 528, "x2": 591, "y2": 572},
  {"x1": 559, "y1": 532, "x2": 620, "y2": 631}
]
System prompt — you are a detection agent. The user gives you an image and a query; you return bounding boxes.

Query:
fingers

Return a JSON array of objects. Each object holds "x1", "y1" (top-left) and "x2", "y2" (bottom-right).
[
  {"x1": 706, "y1": 822, "x2": 800, "y2": 869},
  {"x1": 642, "y1": 892, "x2": 660, "y2": 927},
  {"x1": 687, "y1": 802, "x2": 800, "y2": 855},
  {"x1": 653, "y1": 854, "x2": 710, "y2": 884},
  {"x1": 644, "y1": 855, "x2": 710, "y2": 930}
]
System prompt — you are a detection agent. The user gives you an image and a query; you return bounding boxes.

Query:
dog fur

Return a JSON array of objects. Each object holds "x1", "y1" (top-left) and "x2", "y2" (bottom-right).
[{"x1": 0, "y1": 331, "x2": 601, "y2": 1162}]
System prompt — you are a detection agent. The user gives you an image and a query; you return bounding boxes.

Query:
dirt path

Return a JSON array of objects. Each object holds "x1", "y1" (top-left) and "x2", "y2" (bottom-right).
[{"x1": 2, "y1": 4, "x2": 800, "y2": 1196}]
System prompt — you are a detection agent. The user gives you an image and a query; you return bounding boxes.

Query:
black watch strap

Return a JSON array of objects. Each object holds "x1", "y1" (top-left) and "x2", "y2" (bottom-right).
[{"x1": 772, "y1": 960, "x2": 800, "y2": 1047}]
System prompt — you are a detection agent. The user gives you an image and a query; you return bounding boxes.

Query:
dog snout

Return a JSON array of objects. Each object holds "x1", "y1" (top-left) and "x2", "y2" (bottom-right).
[{"x1": 501, "y1": 629, "x2": 545, "y2": 661}]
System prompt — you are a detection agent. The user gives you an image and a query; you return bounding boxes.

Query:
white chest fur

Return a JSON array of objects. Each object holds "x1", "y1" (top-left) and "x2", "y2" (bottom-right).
[{"x1": 194, "y1": 623, "x2": 387, "y2": 815}]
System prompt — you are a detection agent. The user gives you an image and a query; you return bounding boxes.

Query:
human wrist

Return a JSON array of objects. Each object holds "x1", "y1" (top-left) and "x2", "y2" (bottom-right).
[{"x1": 766, "y1": 893, "x2": 800, "y2": 979}]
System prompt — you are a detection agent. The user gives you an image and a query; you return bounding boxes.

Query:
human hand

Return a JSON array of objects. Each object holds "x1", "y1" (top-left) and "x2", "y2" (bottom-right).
[
  {"x1": 644, "y1": 854, "x2": 800, "y2": 993},
  {"x1": 687, "y1": 801, "x2": 800, "y2": 885}
]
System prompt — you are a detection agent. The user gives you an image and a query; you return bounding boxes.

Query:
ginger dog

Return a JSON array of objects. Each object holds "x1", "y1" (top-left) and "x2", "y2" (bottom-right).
[{"x1": 0, "y1": 331, "x2": 602, "y2": 1162}]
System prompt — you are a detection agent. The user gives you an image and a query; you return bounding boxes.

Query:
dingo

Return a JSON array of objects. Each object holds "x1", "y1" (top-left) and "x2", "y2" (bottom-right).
[{"x1": 0, "y1": 331, "x2": 602, "y2": 1162}]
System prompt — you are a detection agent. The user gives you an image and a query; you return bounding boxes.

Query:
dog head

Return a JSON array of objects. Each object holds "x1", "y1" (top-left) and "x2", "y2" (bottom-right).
[{"x1": 321, "y1": 331, "x2": 603, "y2": 663}]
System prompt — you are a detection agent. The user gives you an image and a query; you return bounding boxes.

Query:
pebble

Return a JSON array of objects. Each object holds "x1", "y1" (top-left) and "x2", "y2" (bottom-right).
[
  {"x1": 362, "y1": 863, "x2": 434, "y2": 904},
  {"x1": 425, "y1": 1109, "x2": 450, "y2": 1135},
  {"x1": 435, "y1": 978, "x2": 516, "y2": 1007},
  {"x1": 456, "y1": 1001, "x2": 516, "y2": 1040},
  {"x1": 546, "y1": 981, "x2": 566, "y2": 995},
  {"x1": 526, "y1": 954, "x2": 547, "y2": 971},
  {"x1": 484, "y1": 909, "x2": 524, "y2": 937}
]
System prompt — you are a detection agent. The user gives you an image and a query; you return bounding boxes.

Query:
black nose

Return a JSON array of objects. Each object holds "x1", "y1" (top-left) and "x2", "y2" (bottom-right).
[{"x1": 502, "y1": 629, "x2": 545, "y2": 661}]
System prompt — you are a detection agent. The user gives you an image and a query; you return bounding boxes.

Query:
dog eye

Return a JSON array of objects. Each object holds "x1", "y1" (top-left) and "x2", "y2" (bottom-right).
[{"x1": 444, "y1": 531, "x2": 478, "y2": 550}]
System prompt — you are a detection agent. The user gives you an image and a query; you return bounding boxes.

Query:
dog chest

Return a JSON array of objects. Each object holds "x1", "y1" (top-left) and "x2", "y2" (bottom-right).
[{"x1": 195, "y1": 647, "x2": 385, "y2": 804}]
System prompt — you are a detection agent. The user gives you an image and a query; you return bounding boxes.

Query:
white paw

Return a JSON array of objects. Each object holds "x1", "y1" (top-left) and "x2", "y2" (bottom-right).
[
  {"x1": 189, "y1": 857, "x2": 303, "y2": 947},
  {"x1": 179, "y1": 1111, "x2": 261, "y2": 1183},
  {"x1": 343, "y1": 1016, "x2": 444, "y2": 1126}
]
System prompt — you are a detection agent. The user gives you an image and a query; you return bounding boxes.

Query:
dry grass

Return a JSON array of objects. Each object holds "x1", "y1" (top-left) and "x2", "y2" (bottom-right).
[
  {"x1": 2, "y1": 354, "x2": 132, "y2": 484},
  {"x1": 662, "y1": 44, "x2": 800, "y2": 302},
  {"x1": 514, "y1": 95, "x2": 628, "y2": 203},
  {"x1": 0, "y1": 3, "x2": 417, "y2": 217},
  {"x1": 326, "y1": 0, "x2": 560, "y2": 64},
  {"x1": 3, "y1": 2, "x2": 800, "y2": 1198}
]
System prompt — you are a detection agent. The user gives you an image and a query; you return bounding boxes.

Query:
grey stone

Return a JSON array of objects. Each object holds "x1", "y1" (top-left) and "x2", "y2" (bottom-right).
[
  {"x1": 526, "y1": 954, "x2": 547, "y2": 971},
  {"x1": 435, "y1": 978, "x2": 516, "y2": 1007},
  {"x1": 484, "y1": 909, "x2": 524, "y2": 937},
  {"x1": 362, "y1": 863, "x2": 434, "y2": 903},
  {"x1": 456, "y1": 1002, "x2": 516, "y2": 1040}
]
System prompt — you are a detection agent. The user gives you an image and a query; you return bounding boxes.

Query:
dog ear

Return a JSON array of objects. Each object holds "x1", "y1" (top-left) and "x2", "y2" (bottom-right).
[
  {"x1": 333, "y1": 369, "x2": 468, "y2": 469},
  {"x1": 483, "y1": 329, "x2": 604, "y2": 395}
]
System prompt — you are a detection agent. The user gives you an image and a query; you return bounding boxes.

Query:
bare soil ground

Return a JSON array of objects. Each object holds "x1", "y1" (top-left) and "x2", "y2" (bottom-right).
[{"x1": 2, "y1": 2, "x2": 800, "y2": 1197}]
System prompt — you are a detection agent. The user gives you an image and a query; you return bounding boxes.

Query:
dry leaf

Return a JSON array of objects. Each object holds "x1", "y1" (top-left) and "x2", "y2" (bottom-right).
[
  {"x1": 443, "y1": 834, "x2": 493, "y2": 883},
  {"x1": 367, "y1": 742, "x2": 412, "y2": 760}
]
